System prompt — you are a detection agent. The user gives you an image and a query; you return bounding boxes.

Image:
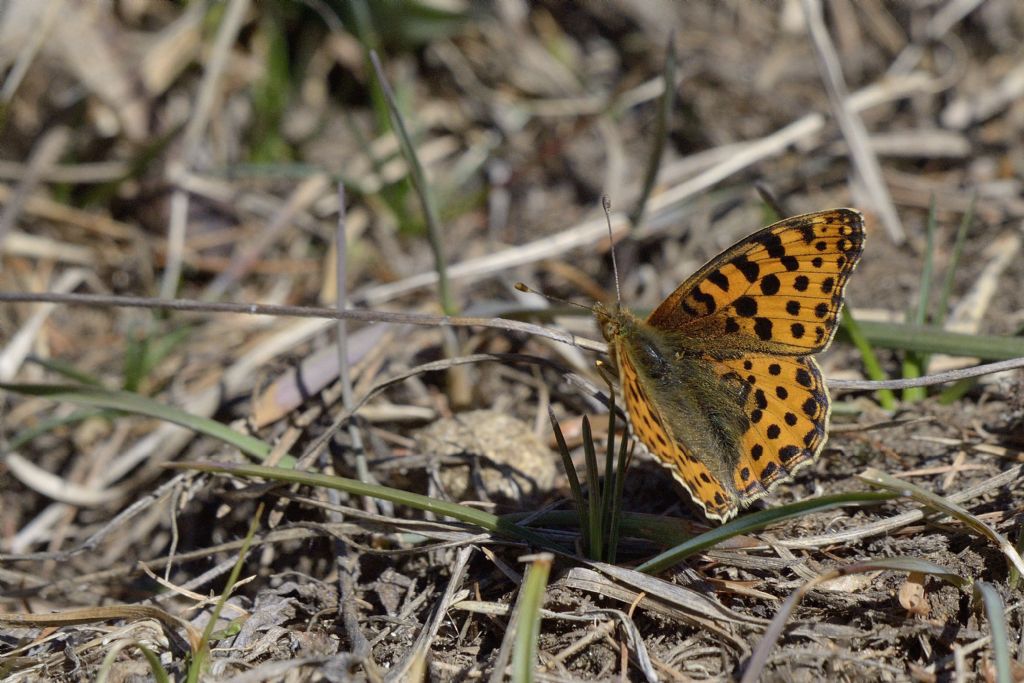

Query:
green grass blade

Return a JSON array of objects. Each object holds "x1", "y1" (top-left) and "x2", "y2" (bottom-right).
[
  {"x1": 974, "y1": 581, "x2": 1012, "y2": 683},
  {"x1": 859, "y1": 468, "x2": 1024, "y2": 577},
  {"x1": 0, "y1": 382, "x2": 289, "y2": 467},
  {"x1": 635, "y1": 491, "x2": 895, "y2": 574},
  {"x1": 937, "y1": 376, "x2": 979, "y2": 405},
  {"x1": 629, "y1": 35, "x2": 675, "y2": 228},
  {"x1": 347, "y1": 0, "x2": 388, "y2": 132},
  {"x1": 902, "y1": 198, "x2": 938, "y2": 401},
  {"x1": 838, "y1": 320, "x2": 1024, "y2": 360},
  {"x1": 5, "y1": 407, "x2": 108, "y2": 451},
  {"x1": 600, "y1": 407, "x2": 617, "y2": 557},
  {"x1": 501, "y1": 508, "x2": 702, "y2": 547},
  {"x1": 605, "y1": 433, "x2": 631, "y2": 564},
  {"x1": 933, "y1": 196, "x2": 978, "y2": 406},
  {"x1": 97, "y1": 643, "x2": 170, "y2": 683},
  {"x1": 168, "y1": 461, "x2": 560, "y2": 551},
  {"x1": 936, "y1": 194, "x2": 975, "y2": 326},
  {"x1": 124, "y1": 325, "x2": 193, "y2": 392},
  {"x1": 548, "y1": 407, "x2": 588, "y2": 553},
  {"x1": 511, "y1": 553, "x2": 553, "y2": 683},
  {"x1": 368, "y1": 50, "x2": 456, "y2": 315},
  {"x1": 914, "y1": 197, "x2": 938, "y2": 325},
  {"x1": 247, "y1": 17, "x2": 291, "y2": 162},
  {"x1": 188, "y1": 503, "x2": 265, "y2": 682},
  {"x1": 122, "y1": 335, "x2": 149, "y2": 393},
  {"x1": 28, "y1": 356, "x2": 104, "y2": 386},
  {"x1": 581, "y1": 416, "x2": 603, "y2": 560},
  {"x1": 838, "y1": 305, "x2": 896, "y2": 409}
]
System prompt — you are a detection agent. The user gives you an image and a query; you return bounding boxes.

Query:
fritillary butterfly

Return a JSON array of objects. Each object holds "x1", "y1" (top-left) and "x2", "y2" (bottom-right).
[{"x1": 596, "y1": 209, "x2": 865, "y2": 522}]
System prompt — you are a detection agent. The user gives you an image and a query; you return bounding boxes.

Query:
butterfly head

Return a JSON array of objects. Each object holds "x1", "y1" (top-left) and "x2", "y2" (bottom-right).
[
  {"x1": 593, "y1": 301, "x2": 615, "y2": 340},
  {"x1": 594, "y1": 301, "x2": 639, "y2": 345}
]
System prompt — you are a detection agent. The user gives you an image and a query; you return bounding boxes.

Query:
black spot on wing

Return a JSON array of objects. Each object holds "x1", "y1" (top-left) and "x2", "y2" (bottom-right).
[
  {"x1": 692, "y1": 287, "x2": 717, "y2": 314},
  {"x1": 795, "y1": 221, "x2": 815, "y2": 243},
  {"x1": 802, "y1": 397, "x2": 818, "y2": 417},
  {"x1": 760, "y1": 274, "x2": 780, "y2": 295},
  {"x1": 734, "y1": 296, "x2": 757, "y2": 317},
  {"x1": 734, "y1": 256, "x2": 759, "y2": 283},
  {"x1": 708, "y1": 269, "x2": 729, "y2": 291},
  {"x1": 754, "y1": 389, "x2": 767, "y2": 409},
  {"x1": 779, "y1": 445, "x2": 800, "y2": 462},
  {"x1": 757, "y1": 232, "x2": 786, "y2": 258}
]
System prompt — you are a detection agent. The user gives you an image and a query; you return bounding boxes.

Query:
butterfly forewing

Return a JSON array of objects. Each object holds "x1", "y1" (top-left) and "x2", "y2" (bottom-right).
[{"x1": 646, "y1": 209, "x2": 865, "y2": 355}]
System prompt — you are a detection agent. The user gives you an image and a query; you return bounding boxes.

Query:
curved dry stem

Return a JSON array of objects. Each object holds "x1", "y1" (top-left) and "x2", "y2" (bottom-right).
[{"x1": 2, "y1": 291, "x2": 1021, "y2": 391}]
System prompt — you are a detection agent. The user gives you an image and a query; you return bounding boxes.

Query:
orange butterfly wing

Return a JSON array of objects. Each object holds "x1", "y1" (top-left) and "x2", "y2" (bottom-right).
[
  {"x1": 616, "y1": 344, "x2": 734, "y2": 520},
  {"x1": 602, "y1": 209, "x2": 864, "y2": 522},
  {"x1": 712, "y1": 355, "x2": 830, "y2": 503},
  {"x1": 647, "y1": 209, "x2": 865, "y2": 355}
]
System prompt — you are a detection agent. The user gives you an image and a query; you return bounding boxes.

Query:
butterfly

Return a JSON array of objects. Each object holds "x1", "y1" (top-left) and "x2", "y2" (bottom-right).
[{"x1": 595, "y1": 208, "x2": 865, "y2": 522}]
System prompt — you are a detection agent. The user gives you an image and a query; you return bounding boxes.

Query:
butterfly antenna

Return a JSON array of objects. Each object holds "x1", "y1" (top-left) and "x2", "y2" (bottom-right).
[
  {"x1": 602, "y1": 195, "x2": 622, "y2": 309},
  {"x1": 514, "y1": 282, "x2": 595, "y2": 313}
]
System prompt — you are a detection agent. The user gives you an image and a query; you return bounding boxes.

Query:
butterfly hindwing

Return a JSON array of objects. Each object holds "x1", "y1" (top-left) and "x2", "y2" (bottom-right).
[
  {"x1": 646, "y1": 209, "x2": 864, "y2": 355},
  {"x1": 616, "y1": 342, "x2": 735, "y2": 520},
  {"x1": 711, "y1": 354, "x2": 830, "y2": 503}
]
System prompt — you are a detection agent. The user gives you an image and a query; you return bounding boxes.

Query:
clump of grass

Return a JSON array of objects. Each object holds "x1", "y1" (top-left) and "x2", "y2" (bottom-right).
[{"x1": 548, "y1": 392, "x2": 631, "y2": 563}]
